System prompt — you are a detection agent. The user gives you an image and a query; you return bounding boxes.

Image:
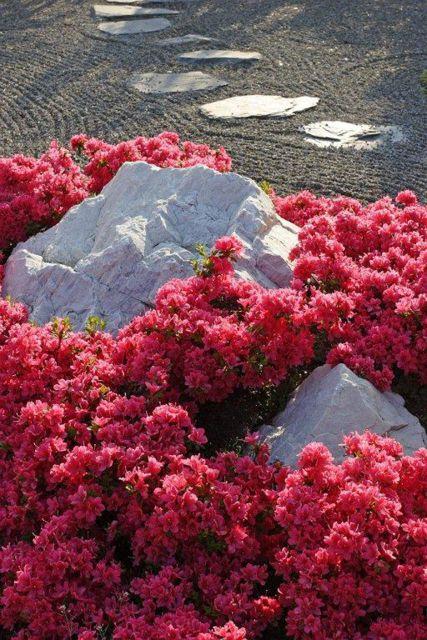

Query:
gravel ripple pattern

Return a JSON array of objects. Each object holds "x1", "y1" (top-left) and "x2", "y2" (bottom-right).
[{"x1": 0, "y1": 0, "x2": 426, "y2": 200}]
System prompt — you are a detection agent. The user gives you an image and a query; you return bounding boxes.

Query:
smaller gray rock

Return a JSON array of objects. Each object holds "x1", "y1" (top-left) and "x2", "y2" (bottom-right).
[
  {"x1": 156, "y1": 34, "x2": 216, "y2": 46},
  {"x1": 301, "y1": 121, "x2": 405, "y2": 149},
  {"x1": 177, "y1": 49, "x2": 262, "y2": 64},
  {"x1": 130, "y1": 71, "x2": 227, "y2": 93},
  {"x1": 200, "y1": 95, "x2": 319, "y2": 119},
  {"x1": 94, "y1": 4, "x2": 178, "y2": 17},
  {"x1": 259, "y1": 364, "x2": 426, "y2": 466},
  {"x1": 98, "y1": 17, "x2": 171, "y2": 35}
]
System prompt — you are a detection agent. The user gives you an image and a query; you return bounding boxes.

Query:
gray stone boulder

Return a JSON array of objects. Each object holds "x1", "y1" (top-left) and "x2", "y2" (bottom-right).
[
  {"x1": 259, "y1": 364, "x2": 426, "y2": 465},
  {"x1": 3, "y1": 162, "x2": 299, "y2": 332}
]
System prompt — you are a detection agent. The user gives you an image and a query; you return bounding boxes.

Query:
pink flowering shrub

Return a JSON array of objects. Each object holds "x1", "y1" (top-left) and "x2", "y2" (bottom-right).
[
  {"x1": 0, "y1": 287, "x2": 426, "y2": 638},
  {"x1": 116, "y1": 238, "x2": 313, "y2": 404},
  {"x1": 272, "y1": 189, "x2": 363, "y2": 228},
  {"x1": 1, "y1": 135, "x2": 426, "y2": 638},
  {"x1": 273, "y1": 432, "x2": 427, "y2": 639},
  {"x1": 70, "y1": 132, "x2": 231, "y2": 194},
  {"x1": 0, "y1": 132, "x2": 231, "y2": 254},
  {"x1": 0, "y1": 241, "x2": 426, "y2": 640},
  {"x1": 0, "y1": 142, "x2": 88, "y2": 253},
  {"x1": 274, "y1": 190, "x2": 427, "y2": 389}
]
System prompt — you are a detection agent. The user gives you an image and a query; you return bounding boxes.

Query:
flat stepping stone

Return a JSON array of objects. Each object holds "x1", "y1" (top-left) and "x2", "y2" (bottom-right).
[
  {"x1": 301, "y1": 121, "x2": 404, "y2": 149},
  {"x1": 98, "y1": 17, "x2": 171, "y2": 34},
  {"x1": 177, "y1": 49, "x2": 262, "y2": 64},
  {"x1": 156, "y1": 34, "x2": 216, "y2": 46},
  {"x1": 130, "y1": 71, "x2": 227, "y2": 94},
  {"x1": 200, "y1": 95, "x2": 319, "y2": 119},
  {"x1": 104, "y1": 0, "x2": 173, "y2": 3},
  {"x1": 105, "y1": 0, "x2": 199, "y2": 3},
  {"x1": 94, "y1": 4, "x2": 178, "y2": 18}
]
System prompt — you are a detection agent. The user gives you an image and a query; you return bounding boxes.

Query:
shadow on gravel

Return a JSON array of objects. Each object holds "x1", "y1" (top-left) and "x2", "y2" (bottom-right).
[{"x1": 1, "y1": 0, "x2": 85, "y2": 28}]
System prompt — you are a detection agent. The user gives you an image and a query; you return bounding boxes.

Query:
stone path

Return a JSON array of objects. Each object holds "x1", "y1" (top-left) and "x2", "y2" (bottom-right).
[
  {"x1": 103, "y1": 0, "x2": 187, "y2": 3},
  {"x1": 91, "y1": 0, "x2": 263, "y2": 107},
  {"x1": 88, "y1": 0, "x2": 408, "y2": 147},
  {"x1": 1, "y1": 0, "x2": 425, "y2": 201},
  {"x1": 90, "y1": 0, "x2": 321, "y2": 125}
]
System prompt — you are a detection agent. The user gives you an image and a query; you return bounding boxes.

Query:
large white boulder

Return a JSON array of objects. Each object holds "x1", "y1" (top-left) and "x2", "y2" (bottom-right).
[
  {"x1": 259, "y1": 364, "x2": 426, "y2": 465},
  {"x1": 3, "y1": 162, "x2": 299, "y2": 332}
]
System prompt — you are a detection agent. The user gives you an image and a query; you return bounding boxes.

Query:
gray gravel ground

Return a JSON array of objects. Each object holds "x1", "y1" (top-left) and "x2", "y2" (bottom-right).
[{"x1": 0, "y1": 0, "x2": 426, "y2": 201}]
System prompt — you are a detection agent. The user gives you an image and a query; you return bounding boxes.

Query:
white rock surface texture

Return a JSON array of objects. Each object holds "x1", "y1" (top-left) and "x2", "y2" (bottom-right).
[
  {"x1": 3, "y1": 162, "x2": 300, "y2": 332},
  {"x1": 98, "y1": 18, "x2": 171, "y2": 35},
  {"x1": 94, "y1": 4, "x2": 178, "y2": 17},
  {"x1": 200, "y1": 95, "x2": 319, "y2": 119},
  {"x1": 259, "y1": 364, "x2": 427, "y2": 466},
  {"x1": 177, "y1": 49, "x2": 262, "y2": 64},
  {"x1": 301, "y1": 121, "x2": 404, "y2": 149},
  {"x1": 130, "y1": 71, "x2": 227, "y2": 93}
]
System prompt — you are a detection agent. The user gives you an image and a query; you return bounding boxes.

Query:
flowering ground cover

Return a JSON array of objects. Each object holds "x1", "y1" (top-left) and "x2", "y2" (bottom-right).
[{"x1": 0, "y1": 134, "x2": 426, "y2": 639}]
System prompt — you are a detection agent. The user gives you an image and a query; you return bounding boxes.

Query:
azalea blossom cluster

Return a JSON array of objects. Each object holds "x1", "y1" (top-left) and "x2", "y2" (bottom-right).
[
  {"x1": 279, "y1": 190, "x2": 427, "y2": 389},
  {"x1": 69, "y1": 132, "x2": 232, "y2": 194},
  {"x1": 0, "y1": 134, "x2": 426, "y2": 638},
  {"x1": 0, "y1": 285, "x2": 426, "y2": 639},
  {"x1": 0, "y1": 142, "x2": 87, "y2": 253},
  {"x1": 0, "y1": 132, "x2": 231, "y2": 254},
  {"x1": 116, "y1": 237, "x2": 313, "y2": 404}
]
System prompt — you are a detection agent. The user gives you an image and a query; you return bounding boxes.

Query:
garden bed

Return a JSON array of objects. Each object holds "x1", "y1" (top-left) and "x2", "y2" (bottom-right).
[{"x1": 0, "y1": 134, "x2": 426, "y2": 640}]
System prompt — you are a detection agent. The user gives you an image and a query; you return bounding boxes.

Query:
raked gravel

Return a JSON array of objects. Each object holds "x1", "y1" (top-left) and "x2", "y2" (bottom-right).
[{"x1": 0, "y1": 0, "x2": 426, "y2": 200}]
